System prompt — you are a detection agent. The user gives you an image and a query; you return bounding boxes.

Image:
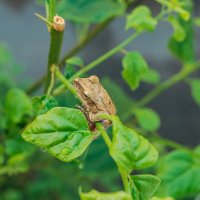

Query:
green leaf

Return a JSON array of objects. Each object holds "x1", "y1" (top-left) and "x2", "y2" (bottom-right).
[
  {"x1": 141, "y1": 68, "x2": 160, "y2": 85},
  {"x1": 122, "y1": 51, "x2": 149, "y2": 90},
  {"x1": 156, "y1": 0, "x2": 190, "y2": 21},
  {"x1": 168, "y1": 16, "x2": 186, "y2": 42},
  {"x1": 168, "y1": 0, "x2": 194, "y2": 63},
  {"x1": 134, "y1": 108, "x2": 161, "y2": 132},
  {"x1": 126, "y1": 6, "x2": 157, "y2": 31},
  {"x1": 7, "y1": 153, "x2": 29, "y2": 176},
  {"x1": 0, "y1": 189, "x2": 22, "y2": 200},
  {"x1": 5, "y1": 88, "x2": 33, "y2": 124},
  {"x1": 110, "y1": 116, "x2": 158, "y2": 172},
  {"x1": 22, "y1": 107, "x2": 93, "y2": 162},
  {"x1": 66, "y1": 56, "x2": 84, "y2": 67},
  {"x1": 151, "y1": 197, "x2": 174, "y2": 200},
  {"x1": 80, "y1": 189, "x2": 132, "y2": 200},
  {"x1": 101, "y1": 77, "x2": 134, "y2": 120},
  {"x1": 130, "y1": 174, "x2": 161, "y2": 200},
  {"x1": 64, "y1": 64, "x2": 77, "y2": 79},
  {"x1": 190, "y1": 79, "x2": 200, "y2": 107},
  {"x1": 156, "y1": 150, "x2": 200, "y2": 198},
  {"x1": 32, "y1": 95, "x2": 58, "y2": 116},
  {"x1": 5, "y1": 138, "x2": 34, "y2": 156},
  {"x1": 58, "y1": 0, "x2": 126, "y2": 24}
]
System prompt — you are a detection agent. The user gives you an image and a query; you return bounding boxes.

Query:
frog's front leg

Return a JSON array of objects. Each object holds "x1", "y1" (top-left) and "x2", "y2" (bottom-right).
[
  {"x1": 89, "y1": 111, "x2": 112, "y2": 130},
  {"x1": 89, "y1": 111, "x2": 109, "y2": 122}
]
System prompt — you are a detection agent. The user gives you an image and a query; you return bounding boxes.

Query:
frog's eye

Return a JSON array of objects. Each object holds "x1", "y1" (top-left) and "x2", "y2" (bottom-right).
[{"x1": 90, "y1": 75, "x2": 99, "y2": 83}]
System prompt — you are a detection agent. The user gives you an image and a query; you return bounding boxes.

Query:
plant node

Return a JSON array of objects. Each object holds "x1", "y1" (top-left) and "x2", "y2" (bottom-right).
[{"x1": 53, "y1": 15, "x2": 65, "y2": 32}]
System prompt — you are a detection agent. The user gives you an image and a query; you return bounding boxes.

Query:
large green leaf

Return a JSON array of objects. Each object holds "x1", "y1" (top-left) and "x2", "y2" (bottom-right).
[
  {"x1": 5, "y1": 88, "x2": 33, "y2": 124},
  {"x1": 22, "y1": 107, "x2": 93, "y2": 162},
  {"x1": 110, "y1": 116, "x2": 158, "y2": 173},
  {"x1": 126, "y1": 6, "x2": 157, "y2": 31},
  {"x1": 58, "y1": 0, "x2": 126, "y2": 23},
  {"x1": 130, "y1": 174, "x2": 161, "y2": 200},
  {"x1": 80, "y1": 189, "x2": 132, "y2": 200},
  {"x1": 122, "y1": 51, "x2": 149, "y2": 90},
  {"x1": 156, "y1": 149, "x2": 200, "y2": 198},
  {"x1": 134, "y1": 108, "x2": 161, "y2": 132},
  {"x1": 190, "y1": 79, "x2": 200, "y2": 107}
]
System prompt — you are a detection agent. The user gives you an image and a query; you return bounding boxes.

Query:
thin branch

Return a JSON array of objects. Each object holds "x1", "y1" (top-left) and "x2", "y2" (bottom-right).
[
  {"x1": 152, "y1": 134, "x2": 200, "y2": 159},
  {"x1": 135, "y1": 62, "x2": 200, "y2": 107},
  {"x1": 54, "y1": 66, "x2": 77, "y2": 96},
  {"x1": 46, "y1": 64, "x2": 56, "y2": 95},
  {"x1": 45, "y1": 15, "x2": 65, "y2": 92},
  {"x1": 53, "y1": 30, "x2": 142, "y2": 95}
]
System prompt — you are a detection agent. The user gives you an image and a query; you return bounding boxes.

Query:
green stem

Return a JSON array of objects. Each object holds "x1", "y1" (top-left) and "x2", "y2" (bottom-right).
[
  {"x1": 53, "y1": 30, "x2": 143, "y2": 95},
  {"x1": 120, "y1": 49, "x2": 129, "y2": 55},
  {"x1": 47, "y1": 0, "x2": 56, "y2": 22},
  {"x1": 96, "y1": 122, "x2": 112, "y2": 148},
  {"x1": 119, "y1": 168, "x2": 130, "y2": 193},
  {"x1": 46, "y1": 65, "x2": 55, "y2": 95},
  {"x1": 136, "y1": 62, "x2": 200, "y2": 107},
  {"x1": 34, "y1": 13, "x2": 52, "y2": 27},
  {"x1": 70, "y1": 30, "x2": 141, "y2": 81},
  {"x1": 96, "y1": 122, "x2": 130, "y2": 193},
  {"x1": 153, "y1": 134, "x2": 200, "y2": 159},
  {"x1": 154, "y1": 135, "x2": 191, "y2": 151},
  {"x1": 54, "y1": 67, "x2": 77, "y2": 96},
  {"x1": 45, "y1": 20, "x2": 64, "y2": 92}
]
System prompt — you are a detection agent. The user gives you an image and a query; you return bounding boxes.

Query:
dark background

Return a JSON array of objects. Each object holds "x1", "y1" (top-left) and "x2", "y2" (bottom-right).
[{"x1": 0, "y1": 0, "x2": 200, "y2": 146}]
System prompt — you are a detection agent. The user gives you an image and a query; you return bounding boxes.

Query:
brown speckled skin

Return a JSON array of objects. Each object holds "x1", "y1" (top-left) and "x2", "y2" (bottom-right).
[{"x1": 73, "y1": 75, "x2": 116, "y2": 131}]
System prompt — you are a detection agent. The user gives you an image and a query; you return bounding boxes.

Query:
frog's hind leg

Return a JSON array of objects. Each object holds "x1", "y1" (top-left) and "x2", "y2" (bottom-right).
[{"x1": 76, "y1": 105, "x2": 96, "y2": 131}]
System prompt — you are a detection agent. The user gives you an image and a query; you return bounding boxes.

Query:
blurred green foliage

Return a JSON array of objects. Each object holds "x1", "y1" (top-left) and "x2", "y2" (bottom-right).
[{"x1": 1, "y1": 0, "x2": 200, "y2": 199}]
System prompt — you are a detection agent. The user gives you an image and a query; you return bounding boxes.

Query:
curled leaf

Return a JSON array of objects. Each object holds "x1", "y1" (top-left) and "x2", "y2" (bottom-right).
[{"x1": 126, "y1": 6, "x2": 157, "y2": 31}]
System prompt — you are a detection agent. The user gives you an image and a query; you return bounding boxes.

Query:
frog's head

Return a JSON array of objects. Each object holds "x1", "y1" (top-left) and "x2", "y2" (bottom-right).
[
  {"x1": 89, "y1": 75, "x2": 99, "y2": 83},
  {"x1": 73, "y1": 77, "x2": 94, "y2": 101}
]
